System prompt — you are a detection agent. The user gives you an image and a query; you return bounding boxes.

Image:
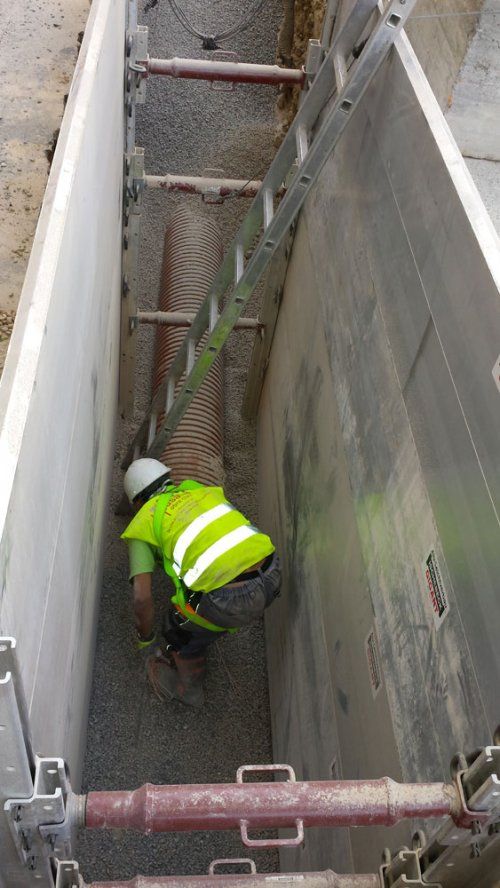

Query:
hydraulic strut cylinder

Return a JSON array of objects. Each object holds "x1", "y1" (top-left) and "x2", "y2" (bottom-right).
[
  {"x1": 84, "y1": 777, "x2": 458, "y2": 833},
  {"x1": 145, "y1": 173, "x2": 264, "y2": 199},
  {"x1": 87, "y1": 873, "x2": 380, "y2": 888},
  {"x1": 146, "y1": 57, "x2": 305, "y2": 86}
]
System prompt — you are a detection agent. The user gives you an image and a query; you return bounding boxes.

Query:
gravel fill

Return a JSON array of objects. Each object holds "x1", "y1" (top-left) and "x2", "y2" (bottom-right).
[{"x1": 77, "y1": 0, "x2": 283, "y2": 881}]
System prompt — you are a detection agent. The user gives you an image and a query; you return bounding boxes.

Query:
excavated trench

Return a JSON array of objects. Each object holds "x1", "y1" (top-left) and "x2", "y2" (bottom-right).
[{"x1": 77, "y1": 0, "x2": 287, "y2": 882}]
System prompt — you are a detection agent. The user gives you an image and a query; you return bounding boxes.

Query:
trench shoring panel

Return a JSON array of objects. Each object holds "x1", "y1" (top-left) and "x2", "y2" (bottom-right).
[
  {"x1": 0, "y1": 0, "x2": 124, "y2": 794},
  {"x1": 258, "y1": 33, "x2": 500, "y2": 874}
]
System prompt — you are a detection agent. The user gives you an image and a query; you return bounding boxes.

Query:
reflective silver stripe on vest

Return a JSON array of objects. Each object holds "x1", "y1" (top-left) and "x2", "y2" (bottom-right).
[
  {"x1": 172, "y1": 503, "x2": 233, "y2": 573},
  {"x1": 182, "y1": 525, "x2": 258, "y2": 588}
]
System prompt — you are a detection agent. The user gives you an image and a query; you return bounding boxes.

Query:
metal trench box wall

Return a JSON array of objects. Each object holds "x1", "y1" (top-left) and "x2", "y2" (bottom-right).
[
  {"x1": 258, "y1": 34, "x2": 500, "y2": 875},
  {"x1": 0, "y1": 0, "x2": 123, "y2": 791}
]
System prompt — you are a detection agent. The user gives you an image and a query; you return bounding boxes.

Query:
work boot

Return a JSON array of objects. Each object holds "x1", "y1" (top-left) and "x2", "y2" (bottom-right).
[{"x1": 147, "y1": 651, "x2": 206, "y2": 708}]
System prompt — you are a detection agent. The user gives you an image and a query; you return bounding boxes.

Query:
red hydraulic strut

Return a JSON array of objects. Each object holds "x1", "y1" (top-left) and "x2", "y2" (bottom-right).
[
  {"x1": 145, "y1": 173, "x2": 265, "y2": 199},
  {"x1": 144, "y1": 57, "x2": 305, "y2": 87},
  {"x1": 83, "y1": 765, "x2": 458, "y2": 840}
]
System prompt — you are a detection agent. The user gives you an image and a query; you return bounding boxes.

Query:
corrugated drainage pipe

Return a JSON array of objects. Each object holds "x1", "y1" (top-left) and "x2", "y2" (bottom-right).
[{"x1": 152, "y1": 208, "x2": 224, "y2": 485}]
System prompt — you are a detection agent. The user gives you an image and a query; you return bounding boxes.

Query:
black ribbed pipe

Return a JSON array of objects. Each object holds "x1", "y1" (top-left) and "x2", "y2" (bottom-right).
[{"x1": 152, "y1": 209, "x2": 224, "y2": 485}]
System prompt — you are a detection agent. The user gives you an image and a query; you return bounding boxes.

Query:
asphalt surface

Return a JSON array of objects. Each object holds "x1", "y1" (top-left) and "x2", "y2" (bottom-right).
[{"x1": 78, "y1": 0, "x2": 283, "y2": 881}]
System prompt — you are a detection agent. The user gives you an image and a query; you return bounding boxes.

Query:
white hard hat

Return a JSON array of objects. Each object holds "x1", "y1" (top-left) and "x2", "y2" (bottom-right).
[{"x1": 123, "y1": 458, "x2": 171, "y2": 504}]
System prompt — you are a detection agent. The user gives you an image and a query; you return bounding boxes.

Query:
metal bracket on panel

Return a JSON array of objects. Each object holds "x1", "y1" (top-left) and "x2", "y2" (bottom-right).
[
  {"x1": 380, "y1": 848, "x2": 442, "y2": 887},
  {"x1": 126, "y1": 24, "x2": 148, "y2": 108},
  {"x1": 381, "y1": 747, "x2": 500, "y2": 887},
  {"x1": 120, "y1": 146, "x2": 145, "y2": 417},
  {"x1": 0, "y1": 638, "x2": 34, "y2": 793},
  {"x1": 304, "y1": 39, "x2": 323, "y2": 88},
  {"x1": 125, "y1": 2, "x2": 148, "y2": 155},
  {"x1": 5, "y1": 756, "x2": 78, "y2": 883},
  {"x1": 55, "y1": 861, "x2": 82, "y2": 888},
  {"x1": 124, "y1": 146, "x2": 146, "y2": 215},
  {"x1": 0, "y1": 638, "x2": 73, "y2": 887}
]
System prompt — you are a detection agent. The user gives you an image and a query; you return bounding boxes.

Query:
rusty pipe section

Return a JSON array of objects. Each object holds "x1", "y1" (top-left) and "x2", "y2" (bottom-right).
[
  {"x1": 84, "y1": 777, "x2": 458, "y2": 833},
  {"x1": 87, "y1": 873, "x2": 380, "y2": 888},
  {"x1": 152, "y1": 209, "x2": 223, "y2": 485},
  {"x1": 145, "y1": 57, "x2": 305, "y2": 87},
  {"x1": 145, "y1": 173, "x2": 264, "y2": 200},
  {"x1": 138, "y1": 311, "x2": 261, "y2": 331}
]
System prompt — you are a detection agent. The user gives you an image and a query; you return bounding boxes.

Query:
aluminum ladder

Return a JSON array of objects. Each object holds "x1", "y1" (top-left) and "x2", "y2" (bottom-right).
[{"x1": 123, "y1": 0, "x2": 417, "y2": 469}]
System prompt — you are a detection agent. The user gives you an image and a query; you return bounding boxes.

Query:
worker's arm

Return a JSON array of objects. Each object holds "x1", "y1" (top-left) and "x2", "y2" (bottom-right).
[
  {"x1": 126, "y1": 539, "x2": 158, "y2": 646},
  {"x1": 132, "y1": 572, "x2": 155, "y2": 641}
]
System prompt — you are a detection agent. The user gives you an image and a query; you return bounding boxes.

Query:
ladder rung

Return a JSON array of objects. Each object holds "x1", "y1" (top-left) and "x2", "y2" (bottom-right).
[
  {"x1": 186, "y1": 337, "x2": 196, "y2": 374},
  {"x1": 209, "y1": 294, "x2": 218, "y2": 331},
  {"x1": 333, "y1": 54, "x2": 348, "y2": 92},
  {"x1": 296, "y1": 125, "x2": 309, "y2": 164},
  {"x1": 123, "y1": 0, "x2": 417, "y2": 469},
  {"x1": 147, "y1": 412, "x2": 157, "y2": 448},
  {"x1": 235, "y1": 242, "x2": 245, "y2": 284},
  {"x1": 263, "y1": 188, "x2": 274, "y2": 229},
  {"x1": 166, "y1": 379, "x2": 174, "y2": 412}
]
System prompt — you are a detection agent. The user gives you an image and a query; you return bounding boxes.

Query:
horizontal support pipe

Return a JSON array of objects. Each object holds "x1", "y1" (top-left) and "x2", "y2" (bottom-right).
[
  {"x1": 135, "y1": 311, "x2": 261, "y2": 330},
  {"x1": 83, "y1": 777, "x2": 459, "y2": 833},
  {"x1": 145, "y1": 57, "x2": 305, "y2": 87},
  {"x1": 145, "y1": 173, "x2": 264, "y2": 199},
  {"x1": 87, "y1": 873, "x2": 380, "y2": 888}
]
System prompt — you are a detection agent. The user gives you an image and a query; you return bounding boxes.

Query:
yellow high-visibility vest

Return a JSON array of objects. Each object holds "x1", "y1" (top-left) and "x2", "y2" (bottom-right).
[{"x1": 121, "y1": 481, "x2": 275, "y2": 631}]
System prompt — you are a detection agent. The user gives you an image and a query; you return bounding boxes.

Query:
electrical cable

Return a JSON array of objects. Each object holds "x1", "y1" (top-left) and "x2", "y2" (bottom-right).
[
  {"x1": 144, "y1": 0, "x2": 269, "y2": 49},
  {"x1": 218, "y1": 163, "x2": 271, "y2": 203}
]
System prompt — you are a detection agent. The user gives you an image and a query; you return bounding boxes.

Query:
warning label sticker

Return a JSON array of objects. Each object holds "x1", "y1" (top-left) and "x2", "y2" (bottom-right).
[
  {"x1": 365, "y1": 628, "x2": 382, "y2": 698},
  {"x1": 423, "y1": 548, "x2": 449, "y2": 628}
]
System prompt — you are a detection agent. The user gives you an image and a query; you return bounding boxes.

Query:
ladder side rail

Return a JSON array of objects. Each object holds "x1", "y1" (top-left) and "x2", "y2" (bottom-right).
[
  {"x1": 144, "y1": 0, "x2": 417, "y2": 462},
  {"x1": 125, "y1": 0, "x2": 377, "y2": 456},
  {"x1": 124, "y1": 0, "x2": 378, "y2": 463},
  {"x1": 124, "y1": 0, "x2": 414, "y2": 467},
  {"x1": 320, "y1": 0, "x2": 342, "y2": 50}
]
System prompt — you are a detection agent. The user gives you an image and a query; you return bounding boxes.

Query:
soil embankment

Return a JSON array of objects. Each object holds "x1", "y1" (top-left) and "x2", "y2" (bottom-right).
[{"x1": 0, "y1": 0, "x2": 89, "y2": 374}]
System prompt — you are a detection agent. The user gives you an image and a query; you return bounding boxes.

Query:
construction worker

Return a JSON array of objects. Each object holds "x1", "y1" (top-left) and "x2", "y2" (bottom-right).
[{"x1": 122, "y1": 458, "x2": 281, "y2": 708}]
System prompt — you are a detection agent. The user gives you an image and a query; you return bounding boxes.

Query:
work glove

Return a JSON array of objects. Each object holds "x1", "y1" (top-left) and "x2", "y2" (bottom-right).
[
  {"x1": 135, "y1": 632, "x2": 157, "y2": 651},
  {"x1": 135, "y1": 631, "x2": 161, "y2": 663}
]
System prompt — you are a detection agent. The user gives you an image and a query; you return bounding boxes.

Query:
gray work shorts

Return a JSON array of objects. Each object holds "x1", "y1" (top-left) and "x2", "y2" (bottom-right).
[
  {"x1": 164, "y1": 553, "x2": 281, "y2": 656},
  {"x1": 198, "y1": 551, "x2": 282, "y2": 628}
]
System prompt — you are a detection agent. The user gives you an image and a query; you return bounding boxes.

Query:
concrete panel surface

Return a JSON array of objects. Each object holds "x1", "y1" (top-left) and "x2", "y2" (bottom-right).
[
  {"x1": 0, "y1": 10, "x2": 123, "y2": 876},
  {"x1": 259, "y1": 31, "x2": 500, "y2": 875}
]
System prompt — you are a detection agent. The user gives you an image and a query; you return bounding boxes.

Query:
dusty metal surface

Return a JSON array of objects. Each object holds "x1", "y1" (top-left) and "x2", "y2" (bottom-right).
[
  {"x1": 145, "y1": 174, "x2": 265, "y2": 199},
  {"x1": 84, "y1": 777, "x2": 457, "y2": 833},
  {"x1": 137, "y1": 312, "x2": 261, "y2": 330},
  {"x1": 146, "y1": 57, "x2": 305, "y2": 86},
  {"x1": 0, "y1": 639, "x2": 36, "y2": 888},
  {"x1": 258, "y1": 24, "x2": 500, "y2": 880},
  {"x1": 86, "y1": 873, "x2": 380, "y2": 888}
]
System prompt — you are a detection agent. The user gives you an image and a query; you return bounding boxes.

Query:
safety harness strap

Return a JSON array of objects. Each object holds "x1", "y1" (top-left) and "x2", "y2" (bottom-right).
[{"x1": 153, "y1": 492, "x2": 236, "y2": 634}]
